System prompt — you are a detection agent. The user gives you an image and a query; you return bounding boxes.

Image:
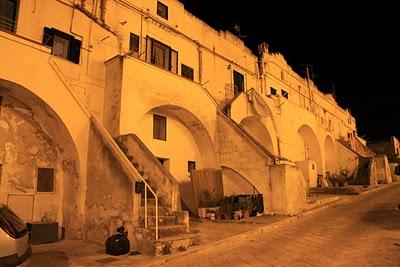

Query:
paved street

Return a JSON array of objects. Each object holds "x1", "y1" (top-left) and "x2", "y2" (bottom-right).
[{"x1": 158, "y1": 184, "x2": 400, "y2": 266}]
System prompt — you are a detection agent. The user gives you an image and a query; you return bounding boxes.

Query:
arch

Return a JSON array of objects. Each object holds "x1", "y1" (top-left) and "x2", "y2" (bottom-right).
[
  {"x1": 297, "y1": 125, "x2": 323, "y2": 188},
  {"x1": 221, "y1": 166, "x2": 261, "y2": 195},
  {"x1": 239, "y1": 116, "x2": 275, "y2": 155},
  {"x1": 324, "y1": 135, "x2": 336, "y2": 174},
  {"x1": 146, "y1": 105, "x2": 218, "y2": 168},
  {"x1": 0, "y1": 81, "x2": 81, "y2": 238}
]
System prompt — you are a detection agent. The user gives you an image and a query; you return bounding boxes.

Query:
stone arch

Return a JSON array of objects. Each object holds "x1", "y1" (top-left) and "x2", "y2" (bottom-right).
[
  {"x1": 297, "y1": 125, "x2": 323, "y2": 188},
  {"x1": 147, "y1": 105, "x2": 218, "y2": 168},
  {"x1": 239, "y1": 116, "x2": 275, "y2": 155},
  {"x1": 0, "y1": 80, "x2": 81, "y2": 238},
  {"x1": 324, "y1": 135, "x2": 336, "y2": 174},
  {"x1": 221, "y1": 166, "x2": 261, "y2": 195}
]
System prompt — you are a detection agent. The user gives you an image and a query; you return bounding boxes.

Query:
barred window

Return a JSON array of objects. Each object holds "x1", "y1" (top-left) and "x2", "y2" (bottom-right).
[{"x1": 0, "y1": 0, "x2": 18, "y2": 32}]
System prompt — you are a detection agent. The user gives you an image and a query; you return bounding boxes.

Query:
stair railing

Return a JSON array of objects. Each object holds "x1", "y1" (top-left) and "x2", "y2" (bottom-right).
[{"x1": 49, "y1": 56, "x2": 159, "y2": 240}]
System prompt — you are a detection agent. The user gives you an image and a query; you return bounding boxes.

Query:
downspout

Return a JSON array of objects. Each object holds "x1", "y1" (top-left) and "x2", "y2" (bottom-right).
[
  {"x1": 100, "y1": 0, "x2": 107, "y2": 22},
  {"x1": 197, "y1": 41, "x2": 202, "y2": 84}
]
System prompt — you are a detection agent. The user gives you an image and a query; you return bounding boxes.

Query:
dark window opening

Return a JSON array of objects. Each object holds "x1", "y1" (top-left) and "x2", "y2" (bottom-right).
[
  {"x1": 0, "y1": 0, "x2": 18, "y2": 32},
  {"x1": 188, "y1": 161, "x2": 196, "y2": 173},
  {"x1": 146, "y1": 37, "x2": 178, "y2": 73},
  {"x1": 0, "y1": 95, "x2": 3, "y2": 106},
  {"x1": 233, "y1": 70, "x2": 244, "y2": 95},
  {"x1": 281, "y1": 89, "x2": 289, "y2": 99},
  {"x1": 129, "y1": 32, "x2": 139, "y2": 56},
  {"x1": 37, "y1": 168, "x2": 55, "y2": 193},
  {"x1": 42, "y1": 27, "x2": 81, "y2": 64},
  {"x1": 181, "y1": 64, "x2": 194, "y2": 81},
  {"x1": 270, "y1": 87, "x2": 277, "y2": 95},
  {"x1": 157, "y1": 157, "x2": 170, "y2": 171},
  {"x1": 153, "y1": 114, "x2": 167, "y2": 141},
  {"x1": 157, "y1": 1, "x2": 168, "y2": 20}
]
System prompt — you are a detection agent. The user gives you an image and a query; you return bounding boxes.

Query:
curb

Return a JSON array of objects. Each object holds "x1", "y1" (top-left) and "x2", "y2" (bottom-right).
[{"x1": 143, "y1": 196, "x2": 342, "y2": 266}]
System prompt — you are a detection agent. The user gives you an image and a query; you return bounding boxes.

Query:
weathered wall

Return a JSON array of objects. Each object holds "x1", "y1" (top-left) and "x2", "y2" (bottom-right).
[
  {"x1": 269, "y1": 164, "x2": 307, "y2": 215},
  {"x1": 215, "y1": 112, "x2": 273, "y2": 211},
  {"x1": 374, "y1": 154, "x2": 392, "y2": 184},
  {"x1": 0, "y1": 90, "x2": 81, "y2": 238},
  {"x1": 389, "y1": 163, "x2": 399, "y2": 182},
  {"x1": 104, "y1": 56, "x2": 123, "y2": 137},
  {"x1": 85, "y1": 120, "x2": 134, "y2": 244},
  {"x1": 335, "y1": 141, "x2": 359, "y2": 176},
  {"x1": 117, "y1": 134, "x2": 180, "y2": 212}
]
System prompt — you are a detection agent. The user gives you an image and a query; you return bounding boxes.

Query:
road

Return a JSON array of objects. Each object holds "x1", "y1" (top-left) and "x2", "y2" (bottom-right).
[{"x1": 163, "y1": 184, "x2": 400, "y2": 266}]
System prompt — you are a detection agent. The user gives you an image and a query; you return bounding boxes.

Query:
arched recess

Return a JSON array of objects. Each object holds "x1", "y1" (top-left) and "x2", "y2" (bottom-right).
[
  {"x1": 239, "y1": 116, "x2": 275, "y2": 155},
  {"x1": 135, "y1": 105, "x2": 218, "y2": 213},
  {"x1": 221, "y1": 166, "x2": 261, "y2": 195},
  {"x1": 0, "y1": 81, "x2": 81, "y2": 238},
  {"x1": 324, "y1": 135, "x2": 336, "y2": 174},
  {"x1": 297, "y1": 125, "x2": 323, "y2": 188}
]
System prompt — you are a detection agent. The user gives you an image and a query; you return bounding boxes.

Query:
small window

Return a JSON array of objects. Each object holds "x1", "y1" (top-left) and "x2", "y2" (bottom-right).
[
  {"x1": 157, "y1": 1, "x2": 168, "y2": 20},
  {"x1": 37, "y1": 168, "x2": 55, "y2": 193},
  {"x1": 0, "y1": 0, "x2": 18, "y2": 32},
  {"x1": 153, "y1": 114, "x2": 166, "y2": 141},
  {"x1": 395, "y1": 165, "x2": 400, "y2": 175},
  {"x1": 281, "y1": 89, "x2": 289, "y2": 99},
  {"x1": 233, "y1": 70, "x2": 244, "y2": 95},
  {"x1": 181, "y1": 64, "x2": 194, "y2": 81},
  {"x1": 129, "y1": 32, "x2": 139, "y2": 55},
  {"x1": 0, "y1": 95, "x2": 3, "y2": 106},
  {"x1": 270, "y1": 87, "x2": 277, "y2": 95},
  {"x1": 42, "y1": 27, "x2": 81, "y2": 64},
  {"x1": 188, "y1": 161, "x2": 196, "y2": 173}
]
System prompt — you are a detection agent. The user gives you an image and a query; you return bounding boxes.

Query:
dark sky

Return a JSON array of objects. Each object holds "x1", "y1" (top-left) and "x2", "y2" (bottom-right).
[{"x1": 178, "y1": 0, "x2": 400, "y2": 141}]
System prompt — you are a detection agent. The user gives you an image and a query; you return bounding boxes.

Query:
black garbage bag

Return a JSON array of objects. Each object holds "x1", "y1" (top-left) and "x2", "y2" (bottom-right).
[{"x1": 105, "y1": 226, "x2": 130, "y2": 256}]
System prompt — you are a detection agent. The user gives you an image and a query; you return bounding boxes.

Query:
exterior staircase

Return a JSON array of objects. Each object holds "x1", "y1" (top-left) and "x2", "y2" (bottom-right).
[
  {"x1": 115, "y1": 134, "x2": 200, "y2": 255},
  {"x1": 352, "y1": 157, "x2": 371, "y2": 185}
]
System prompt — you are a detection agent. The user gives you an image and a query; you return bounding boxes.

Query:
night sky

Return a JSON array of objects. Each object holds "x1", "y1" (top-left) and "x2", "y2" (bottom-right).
[{"x1": 178, "y1": 0, "x2": 400, "y2": 141}]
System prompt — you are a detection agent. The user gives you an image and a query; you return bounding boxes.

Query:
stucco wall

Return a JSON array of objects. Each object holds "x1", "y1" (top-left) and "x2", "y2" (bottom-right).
[
  {"x1": 0, "y1": 90, "x2": 81, "y2": 238},
  {"x1": 85, "y1": 120, "x2": 134, "y2": 244},
  {"x1": 335, "y1": 141, "x2": 359, "y2": 176},
  {"x1": 269, "y1": 164, "x2": 307, "y2": 215},
  {"x1": 374, "y1": 154, "x2": 392, "y2": 184},
  {"x1": 215, "y1": 112, "x2": 272, "y2": 211}
]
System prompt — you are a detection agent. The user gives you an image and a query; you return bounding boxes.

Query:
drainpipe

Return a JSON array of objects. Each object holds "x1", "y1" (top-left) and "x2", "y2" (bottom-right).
[
  {"x1": 197, "y1": 41, "x2": 202, "y2": 84},
  {"x1": 100, "y1": 0, "x2": 107, "y2": 22}
]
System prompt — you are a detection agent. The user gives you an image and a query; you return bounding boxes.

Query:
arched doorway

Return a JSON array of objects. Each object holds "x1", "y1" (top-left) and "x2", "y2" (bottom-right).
[
  {"x1": 0, "y1": 82, "x2": 81, "y2": 238},
  {"x1": 239, "y1": 116, "x2": 275, "y2": 154},
  {"x1": 324, "y1": 135, "x2": 336, "y2": 174},
  {"x1": 134, "y1": 105, "x2": 218, "y2": 213},
  {"x1": 297, "y1": 125, "x2": 322, "y2": 188}
]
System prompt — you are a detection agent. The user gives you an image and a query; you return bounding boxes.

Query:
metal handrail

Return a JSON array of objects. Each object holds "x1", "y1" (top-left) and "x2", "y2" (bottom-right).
[{"x1": 48, "y1": 56, "x2": 159, "y2": 240}]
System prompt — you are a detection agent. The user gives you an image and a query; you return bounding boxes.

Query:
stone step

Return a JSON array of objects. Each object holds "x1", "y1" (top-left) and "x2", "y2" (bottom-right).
[
  {"x1": 139, "y1": 206, "x2": 170, "y2": 217},
  {"x1": 154, "y1": 233, "x2": 201, "y2": 256},
  {"x1": 139, "y1": 215, "x2": 181, "y2": 227},
  {"x1": 149, "y1": 224, "x2": 189, "y2": 239}
]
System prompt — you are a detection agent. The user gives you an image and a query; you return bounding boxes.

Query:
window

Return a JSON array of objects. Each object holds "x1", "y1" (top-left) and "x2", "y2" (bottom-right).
[
  {"x1": 42, "y1": 27, "x2": 81, "y2": 64},
  {"x1": 0, "y1": 95, "x2": 3, "y2": 106},
  {"x1": 157, "y1": 1, "x2": 168, "y2": 20},
  {"x1": 37, "y1": 168, "x2": 55, "y2": 193},
  {"x1": 281, "y1": 89, "x2": 289, "y2": 99},
  {"x1": 233, "y1": 70, "x2": 244, "y2": 95},
  {"x1": 188, "y1": 161, "x2": 196, "y2": 173},
  {"x1": 146, "y1": 37, "x2": 178, "y2": 73},
  {"x1": 270, "y1": 87, "x2": 277, "y2": 95},
  {"x1": 181, "y1": 64, "x2": 194, "y2": 81},
  {"x1": 280, "y1": 70, "x2": 286, "y2": 81},
  {"x1": 153, "y1": 114, "x2": 166, "y2": 141},
  {"x1": 129, "y1": 32, "x2": 139, "y2": 56},
  {"x1": 0, "y1": 0, "x2": 18, "y2": 32}
]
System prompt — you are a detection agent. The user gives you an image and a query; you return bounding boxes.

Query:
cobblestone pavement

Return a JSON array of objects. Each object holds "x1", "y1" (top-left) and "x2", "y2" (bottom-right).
[{"x1": 154, "y1": 183, "x2": 400, "y2": 266}]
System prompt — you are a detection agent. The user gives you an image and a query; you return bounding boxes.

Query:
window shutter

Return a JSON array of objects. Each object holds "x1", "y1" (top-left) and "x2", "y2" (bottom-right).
[
  {"x1": 42, "y1": 27, "x2": 54, "y2": 46},
  {"x1": 69, "y1": 38, "x2": 81, "y2": 64},
  {"x1": 146, "y1": 36, "x2": 152, "y2": 64},
  {"x1": 170, "y1": 50, "x2": 178, "y2": 73}
]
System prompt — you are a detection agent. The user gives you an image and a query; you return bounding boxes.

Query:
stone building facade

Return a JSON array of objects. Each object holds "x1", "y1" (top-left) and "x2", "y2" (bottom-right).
[{"x1": 0, "y1": 0, "x2": 392, "y2": 246}]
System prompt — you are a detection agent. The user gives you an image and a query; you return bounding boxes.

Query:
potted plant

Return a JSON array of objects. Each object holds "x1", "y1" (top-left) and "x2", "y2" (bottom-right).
[
  {"x1": 239, "y1": 197, "x2": 252, "y2": 218},
  {"x1": 220, "y1": 196, "x2": 234, "y2": 219},
  {"x1": 198, "y1": 189, "x2": 220, "y2": 218}
]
